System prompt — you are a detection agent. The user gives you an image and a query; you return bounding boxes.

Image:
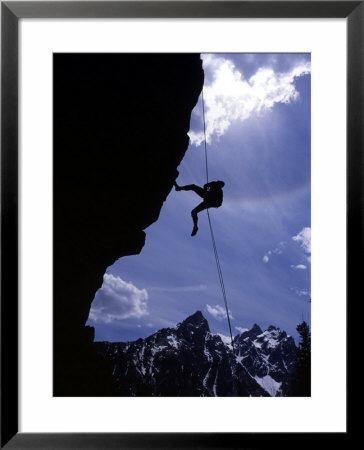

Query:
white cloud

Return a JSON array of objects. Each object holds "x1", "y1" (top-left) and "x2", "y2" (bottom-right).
[
  {"x1": 206, "y1": 304, "x2": 234, "y2": 321},
  {"x1": 263, "y1": 254, "x2": 270, "y2": 263},
  {"x1": 189, "y1": 54, "x2": 311, "y2": 145},
  {"x1": 292, "y1": 227, "x2": 311, "y2": 254},
  {"x1": 291, "y1": 287, "x2": 310, "y2": 297},
  {"x1": 292, "y1": 227, "x2": 311, "y2": 265},
  {"x1": 263, "y1": 242, "x2": 285, "y2": 263},
  {"x1": 89, "y1": 273, "x2": 149, "y2": 323},
  {"x1": 291, "y1": 264, "x2": 307, "y2": 270},
  {"x1": 235, "y1": 326, "x2": 249, "y2": 334}
]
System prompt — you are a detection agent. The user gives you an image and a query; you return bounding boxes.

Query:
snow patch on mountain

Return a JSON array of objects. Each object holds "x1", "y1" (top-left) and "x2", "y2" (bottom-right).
[
  {"x1": 217, "y1": 333, "x2": 233, "y2": 348},
  {"x1": 167, "y1": 334, "x2": 179, "y2": 349},
  {"x1": 254, "y1": 375, "x2": 282, "y2": 397},
  {"x1": 236, "y1": 354, "x2": 249, "y2": 365}
]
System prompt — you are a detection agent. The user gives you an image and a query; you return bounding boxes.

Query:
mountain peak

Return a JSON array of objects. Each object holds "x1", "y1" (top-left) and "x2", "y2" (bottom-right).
[
  {"x1": 252, "y1": 323, "x2": 263, "y2": 333},
  {"x1": 177, "y1": 311, "x2": 210, "y2": 336},
  {"x1": 182, "y1": 310, "x2": 207, "y2": 326},
  {"x1": 243, "y1": 323, "x2": 263, "y2": 339},
  {"x1": 264, "y1": 325, "x2": 287, "y2": 338},
  {"x1": 234, "y1": 323, "x2": 263, "y2": 344}
]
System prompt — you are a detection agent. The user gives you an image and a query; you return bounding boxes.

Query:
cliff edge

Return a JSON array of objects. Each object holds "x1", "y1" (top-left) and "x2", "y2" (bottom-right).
[{"x1": 54, "y1": 54, "x2": 204, "y2": 395}]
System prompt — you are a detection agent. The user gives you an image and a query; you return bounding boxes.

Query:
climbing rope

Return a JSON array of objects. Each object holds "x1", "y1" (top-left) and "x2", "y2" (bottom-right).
[{"x1": 201, "y1": 90, "x2": 236, "y2": 362}]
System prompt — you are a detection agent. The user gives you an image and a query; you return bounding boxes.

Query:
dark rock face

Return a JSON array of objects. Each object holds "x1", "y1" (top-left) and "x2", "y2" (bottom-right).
[
  {"x1": 53, "y1": 54, "x2": 204, "y2": 395},
  {"x1": 95, "y1": 312, "x2": 296, "y2": 397}
]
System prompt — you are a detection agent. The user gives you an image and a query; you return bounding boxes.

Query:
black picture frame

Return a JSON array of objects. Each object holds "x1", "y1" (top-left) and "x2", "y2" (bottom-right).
[{"x1": 1, "y1": 1, "x2": 358, "y2": 448}]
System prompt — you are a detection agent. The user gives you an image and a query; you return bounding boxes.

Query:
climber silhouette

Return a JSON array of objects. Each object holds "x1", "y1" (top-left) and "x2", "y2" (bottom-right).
[{"x1": 174, "y1": 180, "x2": 225, "y2": 236}]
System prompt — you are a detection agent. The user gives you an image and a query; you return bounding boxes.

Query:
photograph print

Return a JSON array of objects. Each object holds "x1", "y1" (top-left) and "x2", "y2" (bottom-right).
[{"x1": 54, "y1": 53, "x2": 311, "y2": 397}]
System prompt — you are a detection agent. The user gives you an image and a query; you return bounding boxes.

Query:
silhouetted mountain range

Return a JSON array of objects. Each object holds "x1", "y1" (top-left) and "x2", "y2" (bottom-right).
[{"x1": 95, "y1": 311, "x2": 296, "y2": 396}]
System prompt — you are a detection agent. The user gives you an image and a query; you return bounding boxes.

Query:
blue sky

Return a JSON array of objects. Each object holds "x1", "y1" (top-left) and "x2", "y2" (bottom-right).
[{"x1": 87, "y1": 53, "x2": 311, "y2": 344}]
